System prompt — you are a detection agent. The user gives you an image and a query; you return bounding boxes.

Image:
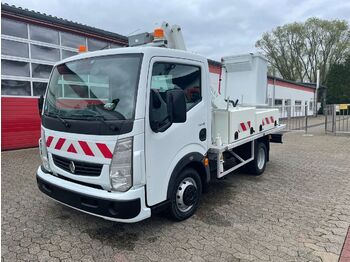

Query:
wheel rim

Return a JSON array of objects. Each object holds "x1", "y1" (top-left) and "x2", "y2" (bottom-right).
[
  {"x1": 257, "y1": 147, "x2": 265, "y2": 170},
  {"x1": 176, "y1": 177, "x2": 198, "y2": 213}
]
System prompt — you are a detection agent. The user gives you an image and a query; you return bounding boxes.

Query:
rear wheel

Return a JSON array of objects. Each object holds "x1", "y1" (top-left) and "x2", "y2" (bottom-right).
[
  {"x1": 247, "y1": 142, "x2": 267, "y2": 176},
  {"x1": 169, "y1": 168, "x2": 202, "y2": 221}
]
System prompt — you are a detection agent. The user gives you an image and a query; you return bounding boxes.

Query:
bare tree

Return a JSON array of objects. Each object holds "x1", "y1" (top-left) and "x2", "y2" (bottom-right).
[{"x1": 256, "y1": 18, "x2": 350, "y2": 84}]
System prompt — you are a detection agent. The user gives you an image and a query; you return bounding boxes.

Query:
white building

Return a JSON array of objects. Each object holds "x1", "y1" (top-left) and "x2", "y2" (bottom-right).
[{"x1": 267, "y1": 76, "x2": 316, "y2": 117}]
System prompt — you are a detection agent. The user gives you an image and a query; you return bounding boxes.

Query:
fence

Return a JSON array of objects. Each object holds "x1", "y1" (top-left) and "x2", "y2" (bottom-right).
[
  {"x1": 274, "y1": 105, "x2": 309, "y2": 132},
  {"x1": 325, "y1": 104, "x2": 350, "y2": 134}
]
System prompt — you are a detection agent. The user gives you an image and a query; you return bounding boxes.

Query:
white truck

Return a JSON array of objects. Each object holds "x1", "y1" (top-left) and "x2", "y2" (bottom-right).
[{"x1": 36, "y1": 23, "x2": 284, "y2": 222}]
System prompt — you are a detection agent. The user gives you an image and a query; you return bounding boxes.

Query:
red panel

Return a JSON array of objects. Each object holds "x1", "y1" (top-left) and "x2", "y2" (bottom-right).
[
  {"x1": 67, "y1": 143, "x2": 77, "y2": 153},
  {"x1": 268, "y1": 79, "x2": 315, "y2": 93},
  {"x1": 240, "y1": 123, "x2": 247, "y2": 131},
  {"x1": 78, "y1": 141, "x2": 95, "y2": 156},
  {"x1": 56, "y1": 98, "x2": 104, "y2": 109},
  {"x1": 1, "y1": 97, "x2": 41, "y2": 151},
  {"x1": 208, "y1": 64, "x2": 222, "y2": 74},
  {"x1": 46, "y1": 136, "x2": 53, "y2": 147},
  {"x1": 54, "y1": 138, "x2": 66, "y2": 150},
  {"x1": 96, "y1": 143, "x2": 113, "y2": 159}
]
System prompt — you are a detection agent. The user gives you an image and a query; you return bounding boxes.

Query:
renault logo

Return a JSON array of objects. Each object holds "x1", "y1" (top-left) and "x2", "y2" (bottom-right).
[{"x1": 69, "y1": 161, "x2": 76, "y2": 174}]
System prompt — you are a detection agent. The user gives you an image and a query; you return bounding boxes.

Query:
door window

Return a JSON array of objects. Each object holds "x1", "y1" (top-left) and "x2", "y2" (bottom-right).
[{"x1": 151, "y1": 62, "x2": 201, "y2": 111}]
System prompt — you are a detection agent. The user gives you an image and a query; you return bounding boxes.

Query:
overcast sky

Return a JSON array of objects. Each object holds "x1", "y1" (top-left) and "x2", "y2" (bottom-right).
[{"x1": 3, "y1": 0, "x2": 350, "y2": 60}]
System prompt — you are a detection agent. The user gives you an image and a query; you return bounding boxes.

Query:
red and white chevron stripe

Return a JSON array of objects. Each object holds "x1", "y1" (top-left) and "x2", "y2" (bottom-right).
[
  {"x1": 239, "y1": 121, "x2": 251, "y2": 132},
  {"x1": 45, "y1": 136, "x2": 114, "y2": 159},
  {"x1": 262, "y1": 116, "x2": 275, "y2": 126}
]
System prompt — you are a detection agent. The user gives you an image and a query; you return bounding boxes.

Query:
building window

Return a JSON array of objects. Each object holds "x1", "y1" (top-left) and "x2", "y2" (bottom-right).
[
  {"x1": 274, "y1": 99, "x2": 283, "y2": 106},
  {"x1": 32, "y1": 63, "x2": 53, "y2": 79},
  {"x1": 62, "y1": 50, "x2": 78, "y2": 59},
  {"x1": 1, "y1": 60, "x2": 30, "y2": 77},
  {"x1": 1, "y1": 18, "x2": 120, "y2": 98},
  {"x1": 309, "y1": 101, "x2": 313, "y2": 111},
  {"x1": 33, "y1": 82, "x2": 48, "y2": 96},
  {"x1": 31, "y1": 44, "x2": 60, "y2": 61},
  {"x1": 1, "y1": 18, "x2": 28, "y2": 39},
  {"x1": 1, "y1": 80, "x2": 31, "y2": 96},
  {"x1": 62, "y1": 83, "x2": 89, "y2": 98},
  {"x1": 285, "y1": 99, "x2": 291, "y2": 106},
  {"x1": 295, "y1": 100, "x2": 302, "y2": 113},
  {"x1": 88, "y1": 38, "x2": 109, "y2": 51},
  {"x1": 61, "y1": 32, "x2": 85, "y2": 48},
  {"x1": 1, "y1": 39, "x2": 29, "y2": 58},
  {"x1": 30, "y1": 25, "x2": 59, "y2": 45},
  {"x1": 268, "y1": 98, "x2": 273, "y2": 106},
  {"x1": 89, "y1": 85, "x2": 109, "y2": 99}
]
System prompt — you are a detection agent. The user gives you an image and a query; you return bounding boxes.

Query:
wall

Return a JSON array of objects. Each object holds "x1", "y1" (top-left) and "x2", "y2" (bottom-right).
[
  {"x1": 1, "y1": 97, "x2": 41, "y2": 150},
  {"x1": 267, "y1": 79, "x2": 315, "y2": 117}
]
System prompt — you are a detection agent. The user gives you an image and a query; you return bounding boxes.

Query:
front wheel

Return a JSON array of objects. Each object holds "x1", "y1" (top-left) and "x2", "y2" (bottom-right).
[
  {"x1": 169, "y1": 168, "x2": 202, "y2": 221},
  {"x1": 247, "y1": 142, "x2": 267, "y2": 176}
]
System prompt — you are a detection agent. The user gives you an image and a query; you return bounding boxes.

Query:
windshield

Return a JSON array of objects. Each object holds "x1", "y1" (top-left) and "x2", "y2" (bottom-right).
[{"x1": 44, "y1": 54, "x2": 142, "y2": 121}]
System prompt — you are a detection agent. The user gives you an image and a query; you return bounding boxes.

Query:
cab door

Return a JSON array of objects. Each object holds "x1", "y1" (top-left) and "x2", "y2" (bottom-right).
[{"x1": 145, "y1": 57, "x2": 209, "y2": 206}]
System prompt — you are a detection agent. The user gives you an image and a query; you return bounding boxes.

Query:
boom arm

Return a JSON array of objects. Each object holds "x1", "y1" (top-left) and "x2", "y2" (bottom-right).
[{"x1": 128, "y1": 21, "x2": 186, "y2": 51}]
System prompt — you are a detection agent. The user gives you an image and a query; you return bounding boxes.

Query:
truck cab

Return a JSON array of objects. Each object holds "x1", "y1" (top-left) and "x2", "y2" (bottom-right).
[{"x1": 37, "y1": 46, "x2": 212, "y2": 222}]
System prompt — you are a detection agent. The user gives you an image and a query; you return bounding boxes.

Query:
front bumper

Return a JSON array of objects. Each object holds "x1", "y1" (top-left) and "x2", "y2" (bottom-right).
[{"x1": 36, "y1": 167, "x2": 151, "y2": 223}]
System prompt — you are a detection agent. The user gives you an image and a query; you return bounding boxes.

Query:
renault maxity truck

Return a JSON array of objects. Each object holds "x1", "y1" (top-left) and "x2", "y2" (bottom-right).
[{"x1": 37, "y1": 24, "x2": 284, "y2": 222}]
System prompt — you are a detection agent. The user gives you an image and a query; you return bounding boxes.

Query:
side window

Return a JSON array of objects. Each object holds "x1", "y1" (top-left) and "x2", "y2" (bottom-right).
[{"x1": 151, "y1": 62, "x2": 201, "y2": 111}]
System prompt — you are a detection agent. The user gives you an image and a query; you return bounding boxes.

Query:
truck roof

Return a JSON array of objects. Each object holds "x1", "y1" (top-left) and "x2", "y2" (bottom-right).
[{"x1": 56, "y1": 46, "x2": 207, "y2": 66}]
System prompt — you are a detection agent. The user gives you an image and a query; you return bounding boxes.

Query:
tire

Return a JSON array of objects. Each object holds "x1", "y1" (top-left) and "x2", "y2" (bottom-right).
[
  {"x1": 247, "y1": 142, "x2": 267, "y2": 176},
  {"x1": 168, "y1": 168, "x2": 202, "y2": 221}
]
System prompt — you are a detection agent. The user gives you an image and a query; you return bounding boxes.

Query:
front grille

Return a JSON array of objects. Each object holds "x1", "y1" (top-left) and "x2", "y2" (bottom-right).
[
  {"x1": 52, "y1": 154, "x2": 103, "y2": 177},
  {"x1": 55, "y1": 173, "x2": 104, "y2": 190}
]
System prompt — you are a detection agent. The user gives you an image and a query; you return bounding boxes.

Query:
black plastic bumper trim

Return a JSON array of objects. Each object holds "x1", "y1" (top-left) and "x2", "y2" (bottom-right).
[
  {"x1": 40, "y1": 166, "x2": 103, "y2": 190},
  {"x1": 37, "y1": 174, "x2": 141, "y2": 220}
]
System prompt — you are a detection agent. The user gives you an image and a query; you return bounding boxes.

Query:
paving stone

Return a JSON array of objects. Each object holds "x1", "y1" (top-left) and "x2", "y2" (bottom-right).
[
  {"x1": 1, "y1": 130, "x2": 350, "y2": 261},
  {"x1": 313, "y1": 251, "x2": 339, "y2": 262}
]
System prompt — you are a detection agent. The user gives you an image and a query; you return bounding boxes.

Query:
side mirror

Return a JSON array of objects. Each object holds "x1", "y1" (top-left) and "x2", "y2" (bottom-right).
[
  {"x1": 166, "y1": 89, "x2": 186, "y2": 123},
  {"x1": 38, "y1": 95, "x2": 44, "y2": 117}
]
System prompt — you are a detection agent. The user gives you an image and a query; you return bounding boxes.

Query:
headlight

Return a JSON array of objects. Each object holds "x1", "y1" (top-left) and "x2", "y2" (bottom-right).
[
  {"x1": 39, "y1": 129, "x2": 51, "y2": 172},
  {"x1": 109, "y1": 137, "x2": 133, "y2": 192}
]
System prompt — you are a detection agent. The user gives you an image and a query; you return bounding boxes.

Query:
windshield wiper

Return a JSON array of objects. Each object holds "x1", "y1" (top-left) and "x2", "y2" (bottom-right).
[
  {"x1": 56, "y1": 114, "x2": 71, "y2": 128},
  {"x1": 91, "y1": 115, "x2": 119, "y2": 132},
  {"x1": 70, "y1": 113, "x2": 119, "y2": 132},
  {"x1": 45, "y1": 112, "x2": 71, "y2": 128},
  {"x1": 86, "y1": 106, "x2": 121, "y2": 131}
]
